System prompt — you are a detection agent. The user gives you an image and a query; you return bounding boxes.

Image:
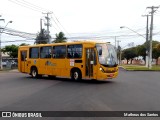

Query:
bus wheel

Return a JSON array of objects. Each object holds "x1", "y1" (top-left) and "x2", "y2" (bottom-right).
[
  {"x1": 71, "y1": 69, "x2": 82, "y2": 81},
  {"x1": 31, "y1": 67, "x2": 38, "y2": 78}
]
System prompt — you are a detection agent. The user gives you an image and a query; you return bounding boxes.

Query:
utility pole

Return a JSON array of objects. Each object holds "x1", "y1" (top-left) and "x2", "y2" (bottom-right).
[
  {"x1": 117, "y1": 40, "x2": 121, "y2": 49},
  {"x1": 117, "y1": 40, "x2": 121, "y2": 65},
  {"x1": 40, "y1": 18, "x2": 42, "y2": 32},
  {"x1": 114, "y1": 36, "x2": 118, "y2": 64},
  {"x1": 43, "y1": 12, "x2": 52, "y2": 43},
  {"x1": 0, "y1": 16, "x2": 5, "y2": 70},
  {"x1": 142, "y1": 14, "x2": 150, "y2": 68},
  {"x1": 115, "y1": 36, "x2": 117, "y2": 48},
  {"x1": 147, "y1": 6, "x2": 159, "y2": 69}
]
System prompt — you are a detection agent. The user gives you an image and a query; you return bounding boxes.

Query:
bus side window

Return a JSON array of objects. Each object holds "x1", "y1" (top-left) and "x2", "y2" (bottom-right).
[
  {"x1": 21, "y1": 51, "x2": 27, "y2": 61},
  {"x1": 29, "y1": 47, "x2": 39, "y2": 58},
  {"x1": 67, "y1": 44, "x2": 82, "y2": 58},
  {"x1": 53, "y1": 46, "x2": 66, "y2": 58},
  {"x1": 40, "y1": 46, "x2": 52, "y2": 58},
  {"x1": 52, "y1": 53, "x2": 56, "y2": 58},
  {"x1": 74, "y1": 52, "x2": 79, "y2": 58},
  {"x1": 68, "y1": 53, "x2": 72, "y2": 58}
]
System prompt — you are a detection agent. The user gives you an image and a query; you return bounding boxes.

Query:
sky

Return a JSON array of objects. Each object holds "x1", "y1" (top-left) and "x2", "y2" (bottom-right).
[{"x1": 1, "y1": 0, "x2": 160, "y2": 48}]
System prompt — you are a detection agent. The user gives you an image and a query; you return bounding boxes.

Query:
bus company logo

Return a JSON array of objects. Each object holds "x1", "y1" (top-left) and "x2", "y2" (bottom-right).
[{"x1": 2, "y1": 112, "x2": 11, "y2": 117}]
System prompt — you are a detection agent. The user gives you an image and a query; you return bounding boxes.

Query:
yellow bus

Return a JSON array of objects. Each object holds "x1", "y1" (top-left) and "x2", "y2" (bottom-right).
[{"x1": 18, "y1": 41, "x2": 118, "y2": 80}]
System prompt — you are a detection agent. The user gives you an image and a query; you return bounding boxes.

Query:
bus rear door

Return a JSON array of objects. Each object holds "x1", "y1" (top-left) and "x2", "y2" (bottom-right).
[{"x1": 19, "y1": 50, "x2": 28, "y2": 73}]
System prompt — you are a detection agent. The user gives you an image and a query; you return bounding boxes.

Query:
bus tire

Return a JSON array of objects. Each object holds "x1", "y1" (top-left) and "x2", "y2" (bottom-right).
[
  {"x1": 31, "y1": 67, "x2": 40, "y2": 78},
  {"x1": 71, "y1": 69, "x2": 82, "y2": 81}
]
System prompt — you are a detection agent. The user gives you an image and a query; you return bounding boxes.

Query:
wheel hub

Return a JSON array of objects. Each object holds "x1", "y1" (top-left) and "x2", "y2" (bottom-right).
[{"x1": 74, "y1": 72, "x2": 78, "y2": 80}]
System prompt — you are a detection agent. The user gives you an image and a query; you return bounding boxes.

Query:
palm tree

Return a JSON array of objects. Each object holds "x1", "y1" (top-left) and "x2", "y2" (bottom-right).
[{"x1": 53, "y1": 32, "x2": 67, "y2": 43}]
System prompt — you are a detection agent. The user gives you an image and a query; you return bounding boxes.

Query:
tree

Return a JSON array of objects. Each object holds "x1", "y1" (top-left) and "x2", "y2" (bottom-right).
[
  {"x1": 122, "y1": 47, "x2": 137, "y2": 64},
  {"x1": 1, "y1": 43, "x2": 29, "y2": 58},
  {"x1": 53, "y1": 32, "x2": 67, "y2": 43},
  {"x1": 136, "y1": 40, "x2": 160, "y2": 64},
  {"x1": 20, "y1": 43, "x2": 29, "y2": 46},
  {"x1": 152, "y1": 40, "x2": 159, "y2": 47},
  {"x1": 117, "y1": 46, "x2": 121, "y2": 64},
  {"x1": 157, "y1": 43, "x2": 160, "y2": 50},
  {"x1": 152, "y1": 43, "x2": 160, "y2": 65},
  {"x1": 136, "y1": 45, "x2": 146, "y2": 63},
  {"x1": 2, "y1": 45, "x2": 18, "y2": 58},
  {"x1": 35, "y1": 29, "x2": 50, "y2": 44}
]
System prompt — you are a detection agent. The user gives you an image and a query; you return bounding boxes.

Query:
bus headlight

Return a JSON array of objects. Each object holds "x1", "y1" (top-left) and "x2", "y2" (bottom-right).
[
  {"x1": 99, "y1": 67, "x2": 102, "y2": 71},
  {"x1": 99, "y1": 67, "x2": 105, "y2": 72}
]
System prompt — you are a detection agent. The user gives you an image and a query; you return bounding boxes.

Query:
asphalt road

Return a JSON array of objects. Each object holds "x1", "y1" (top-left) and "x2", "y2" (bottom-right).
[{"x1": 0, "y1": 68, "x2": 160, "y2": 119}]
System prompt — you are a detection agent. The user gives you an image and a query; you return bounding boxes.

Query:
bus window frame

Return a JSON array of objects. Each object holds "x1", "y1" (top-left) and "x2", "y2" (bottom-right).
[
  {"x1": 52, "y1": 45, "x2": 66, "y2": 59},
  {"x1": 67, "y1": 44, "x2": 83, "y2": 59},
  {"x1": 29, "y1": 47, "x2": 39, "y2": 59},
  {"x1": 40, "y1": 46, "x2": 52, "y2": 59}
]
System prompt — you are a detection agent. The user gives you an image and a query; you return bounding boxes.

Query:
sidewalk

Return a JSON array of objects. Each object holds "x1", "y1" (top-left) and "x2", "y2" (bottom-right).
[
  {"x1": 119, "y1": 65, "x2": 160, "y2": 71},
  {"x1": 0, "y1": 69, "x2": 18, "y2": 72},
  {"x1": 9, "y1": 69, "x2": 18, "y2": 72}
]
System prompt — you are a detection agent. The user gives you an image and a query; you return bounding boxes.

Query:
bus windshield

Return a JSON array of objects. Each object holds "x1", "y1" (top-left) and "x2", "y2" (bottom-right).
[{"x1": 96, "y1": 43, "x2": 118, "y2": 67}]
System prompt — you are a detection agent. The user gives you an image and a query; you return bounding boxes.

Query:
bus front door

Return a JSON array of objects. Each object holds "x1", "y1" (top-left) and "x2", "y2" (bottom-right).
[
  {"x1": 20, "y1": 51, "x2": 27, "y2": 73},
  {"x1": 85, "y1": 48, "x2": 96, "y2": 79}
]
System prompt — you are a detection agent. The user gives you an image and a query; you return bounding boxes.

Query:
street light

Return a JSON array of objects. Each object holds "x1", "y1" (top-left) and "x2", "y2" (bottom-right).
[
  {"x1": 120, "y1": 26, "x2": 149, "y2": 68},
  {"x1": 0, "y1": 20, "x2": 13, "y2": 70},
  {"x1": 120, "y1": 26, "x2": 146, "y2": 39}
]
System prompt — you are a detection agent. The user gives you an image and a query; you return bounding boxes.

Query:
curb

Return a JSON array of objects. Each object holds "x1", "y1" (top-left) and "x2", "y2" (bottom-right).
[{"x1": 118, "y1": 66, "x2": 160, "y2": 71}]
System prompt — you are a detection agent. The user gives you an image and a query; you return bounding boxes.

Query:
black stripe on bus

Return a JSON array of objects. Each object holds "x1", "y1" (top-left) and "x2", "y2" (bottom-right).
[{"x1": 75, "y1": 60, "x2": 82, "y2": 63}]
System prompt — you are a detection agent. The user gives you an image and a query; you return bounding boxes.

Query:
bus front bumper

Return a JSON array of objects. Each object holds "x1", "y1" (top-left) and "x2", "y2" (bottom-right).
[{"x1": 97, "y1": 71, "x2": 118, "y2": 80}]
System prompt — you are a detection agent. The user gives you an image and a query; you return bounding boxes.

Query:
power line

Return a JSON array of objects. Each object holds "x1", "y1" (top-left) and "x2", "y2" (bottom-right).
[
  {"x1": 8, "y1": 0, "x2": 43, "y2": 13},
  {"x1": 19, "y1": 0, "x2": 51, "y2": 12},
  {"x1": 48, "y1": 19, "x2": 59, "y2": 33},
  {"x1": 8, "y1": 0, "x2": 52, "y2": 13},
  {"x1": 8, "y1": 0, "x2": 70, "y2": 37},
  {"x1": 1, "y1": 26, "x2": 36, "y2": 39},
  {"x1": 51, "y1": 15, "x2": 71, "y2": 37},
  {"x1": 1, "y1": 39, "x2": 34, "y2": 43},
  {"x1": 50, "y1": 16, "x2": 63, "y2": 32},
  {"x1": 2, "y1": 25, "x2": 160, "y2": 40}
]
